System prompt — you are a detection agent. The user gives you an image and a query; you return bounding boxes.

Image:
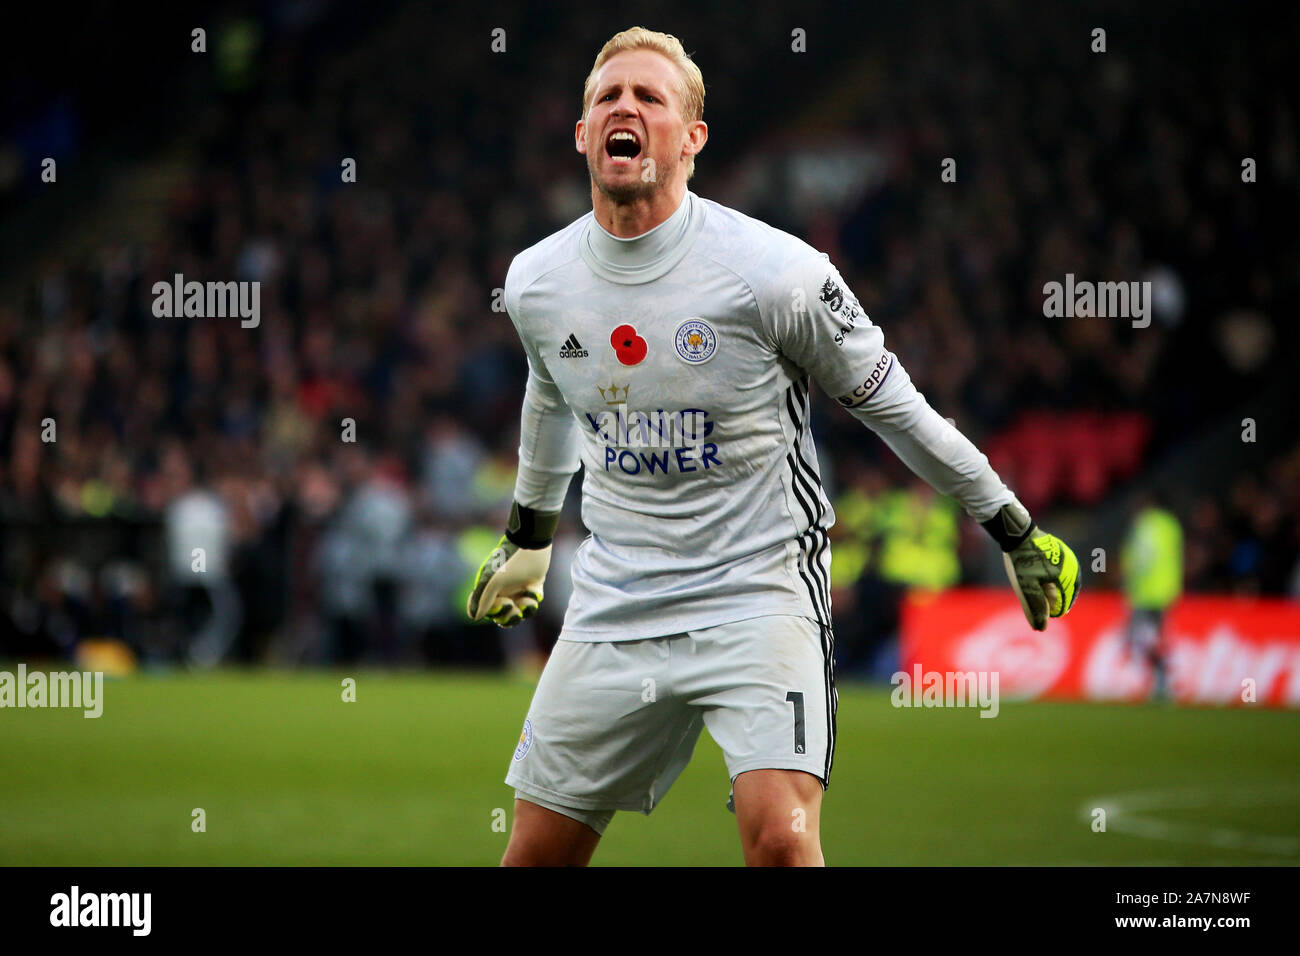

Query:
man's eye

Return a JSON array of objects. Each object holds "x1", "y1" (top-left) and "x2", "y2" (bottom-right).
[{"x1": 602, "y1": 93, "x2": 615, "y2": 101}]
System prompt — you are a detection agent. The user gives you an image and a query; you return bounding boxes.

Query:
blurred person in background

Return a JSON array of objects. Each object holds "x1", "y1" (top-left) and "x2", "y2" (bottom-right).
[
  {"x1": 1121, "y1": 492, "x2": 1183, "y2": 701},
  {"x1": 829, "y1": 462, "x2": 904, "y2": 676},
  {"x1": 161, "y1": 443, "x2": 242, "y2": 667},
  {"x1": 399, "y1": 504, "x2": 475, "y2": 665},
  {"x1": 314, "y1": 514, "x2": 371, "y2": 664},
  {"x1": 320, "y1": 445, "x2": 413, "y2": 663},
  {"x1": 421, "y1": 415, "x2": 487, "y2": 520}
]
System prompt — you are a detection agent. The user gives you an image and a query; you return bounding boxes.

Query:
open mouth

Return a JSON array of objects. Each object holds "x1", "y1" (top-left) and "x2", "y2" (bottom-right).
[{"x1": 604, "y1": 129, "x2": 642, "y2": 162}]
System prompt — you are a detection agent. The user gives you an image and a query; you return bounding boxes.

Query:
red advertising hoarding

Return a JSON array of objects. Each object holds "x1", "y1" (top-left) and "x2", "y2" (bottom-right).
[{"x1": 900, "y1": 589, "x2": 1300, "y2": 708}]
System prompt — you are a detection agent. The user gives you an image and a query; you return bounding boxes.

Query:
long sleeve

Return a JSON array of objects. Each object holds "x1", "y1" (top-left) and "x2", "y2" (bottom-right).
[
  {"x1": 504, "y1": 258, "x2": 581, "y2": 512},
  {"x1": 513, "y1": 358, "x2": 581, "y2": 511},
  {"x1": 761, "y1": 248, "x2": 1013, "y2": 522},
  {"x1": 841, "y1": 361, "x2": 1012, "y2": 521}
]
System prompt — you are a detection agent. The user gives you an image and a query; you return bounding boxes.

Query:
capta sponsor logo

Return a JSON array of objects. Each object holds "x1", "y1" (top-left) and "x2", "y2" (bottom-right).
[{"x1": 836, "y1": 352, "x2": 894, "y2": 408}]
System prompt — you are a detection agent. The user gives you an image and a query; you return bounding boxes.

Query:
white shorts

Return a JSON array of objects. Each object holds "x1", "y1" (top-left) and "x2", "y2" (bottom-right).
[{"x1": 504, "y1": 614, "x2": 837, "y2": 835}]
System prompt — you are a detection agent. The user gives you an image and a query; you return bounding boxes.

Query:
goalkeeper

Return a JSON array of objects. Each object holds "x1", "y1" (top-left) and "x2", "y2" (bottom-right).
[{"x1": 469, "y1": 26, "x2": 1079, "y2": 867}]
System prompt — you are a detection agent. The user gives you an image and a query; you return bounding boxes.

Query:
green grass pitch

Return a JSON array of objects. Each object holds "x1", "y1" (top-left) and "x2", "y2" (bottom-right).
[{"x1": 2, "y1": 670, "x2": 1297, "y2": 865}]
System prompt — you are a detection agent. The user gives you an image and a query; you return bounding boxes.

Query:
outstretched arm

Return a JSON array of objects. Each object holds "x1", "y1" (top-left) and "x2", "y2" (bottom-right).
[
  {"x1": 764, "y1": 252, "x2": 1079, "y2": 629},
  {"x1": 844, "y1": 362, "x2": 1079, "y2": 628}
]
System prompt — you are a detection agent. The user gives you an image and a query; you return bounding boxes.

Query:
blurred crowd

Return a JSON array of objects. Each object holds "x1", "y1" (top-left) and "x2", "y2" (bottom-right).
[
  {"x1": 1, "y1": 2, "x2": 1296, "y2": 666},
  {"x1": 1182, "y1": 438, "x2": 1300, "y2": 597}
]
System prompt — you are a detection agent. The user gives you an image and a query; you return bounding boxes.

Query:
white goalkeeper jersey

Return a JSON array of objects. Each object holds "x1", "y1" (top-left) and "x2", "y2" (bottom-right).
[{"x1": 504, "y1": 189, "x2": 1013, "y2": 640}]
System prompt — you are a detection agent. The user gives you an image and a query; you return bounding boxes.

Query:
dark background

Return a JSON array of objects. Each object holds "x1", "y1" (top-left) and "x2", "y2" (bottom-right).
[{"x1": 2, "y1": 0, "x2": 1296, "y2": 672}]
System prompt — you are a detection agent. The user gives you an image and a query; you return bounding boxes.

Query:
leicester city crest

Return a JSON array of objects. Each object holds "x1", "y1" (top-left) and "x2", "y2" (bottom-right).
[
  {"x1": 514, "y1": 718, "x2": 533, "y2": 761},
  {"x1": 674, "y1": 318, "x2": 718, "y2": 365}
]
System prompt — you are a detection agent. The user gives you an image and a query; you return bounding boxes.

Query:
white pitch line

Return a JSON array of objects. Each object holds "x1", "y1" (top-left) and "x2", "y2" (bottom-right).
[{"x1": 1082, "y1": 784, "x2": 1300, "y2": 859}]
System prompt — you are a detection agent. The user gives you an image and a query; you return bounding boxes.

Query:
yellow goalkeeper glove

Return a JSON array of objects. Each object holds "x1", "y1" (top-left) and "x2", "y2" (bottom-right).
[
  {"x1": 982, "y1": 499, "x2": 1080, "y2": 631},
  {"x1": 466, "y1": 503, "x2": 559, "y2": 628}
]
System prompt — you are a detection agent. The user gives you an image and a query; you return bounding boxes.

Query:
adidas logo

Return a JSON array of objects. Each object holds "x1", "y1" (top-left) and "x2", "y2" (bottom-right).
[{"x1": 558, "y1": 333, "x2": 588, "y2": 358}]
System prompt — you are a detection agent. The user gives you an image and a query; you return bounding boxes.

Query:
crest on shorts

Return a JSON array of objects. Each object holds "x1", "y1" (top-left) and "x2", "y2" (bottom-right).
[
  {"x1": 674, "y1": 318, "x2": 718, "y2": 365},
  {"x1": 514, "y1": 718, "x2": 533, "y2": 761}
]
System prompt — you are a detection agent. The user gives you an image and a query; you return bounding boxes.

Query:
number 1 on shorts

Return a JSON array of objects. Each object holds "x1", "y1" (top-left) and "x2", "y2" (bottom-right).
[{"x1": 785, "y1": 691, "x2": 806, "y2": 755}]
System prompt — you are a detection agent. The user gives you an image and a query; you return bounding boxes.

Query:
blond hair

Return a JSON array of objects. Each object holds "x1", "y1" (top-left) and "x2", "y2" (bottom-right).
[{"x1": 582, "y1": 27, "x2": 705, "y2": 178}]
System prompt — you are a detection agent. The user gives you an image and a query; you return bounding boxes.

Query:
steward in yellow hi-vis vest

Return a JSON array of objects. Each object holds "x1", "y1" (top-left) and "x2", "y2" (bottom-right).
[
  {"x1": 1123, "y1": 507, "x2": 1183, "y2": 610},
  {"x1": 1122, "y1": 503, "x2": 1183, "y2": 700}
]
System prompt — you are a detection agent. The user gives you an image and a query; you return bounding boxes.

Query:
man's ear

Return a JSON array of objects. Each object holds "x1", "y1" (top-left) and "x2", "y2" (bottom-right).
[
  {"x1": 683, "y1": 120, "x2": 708, "y2": 157},
  {"x1": 575, "y1": 119, "x2": 588, "y2": 155}
]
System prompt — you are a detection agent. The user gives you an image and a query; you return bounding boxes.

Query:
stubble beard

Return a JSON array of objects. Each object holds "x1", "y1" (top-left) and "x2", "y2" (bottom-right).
[{"x1": 589, "y1": 151, "x2": 666, "y2": 205}]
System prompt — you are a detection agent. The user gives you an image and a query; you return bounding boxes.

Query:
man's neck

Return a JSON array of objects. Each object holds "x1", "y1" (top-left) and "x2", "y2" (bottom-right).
[{"x1": 591, "y1": 181, "x2": 687, "y2": 238}]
